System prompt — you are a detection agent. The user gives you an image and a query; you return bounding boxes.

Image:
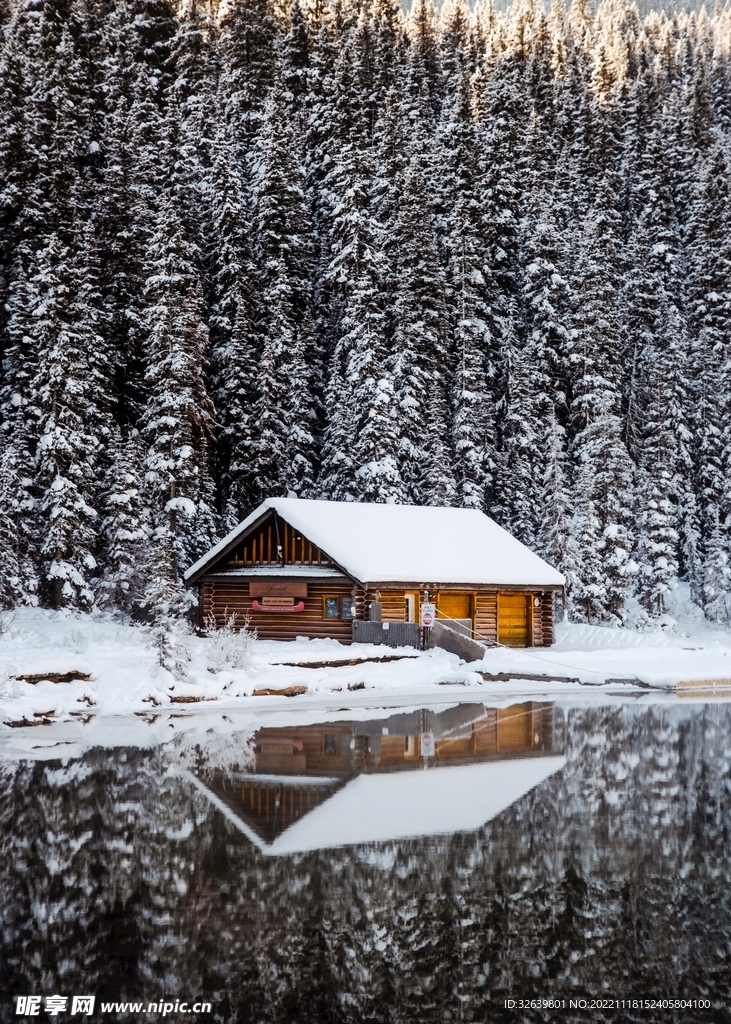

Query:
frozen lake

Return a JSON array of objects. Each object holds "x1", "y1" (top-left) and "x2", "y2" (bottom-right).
[{"x1": 2, "y1": 697, "x2": 730, "y2": 1022}]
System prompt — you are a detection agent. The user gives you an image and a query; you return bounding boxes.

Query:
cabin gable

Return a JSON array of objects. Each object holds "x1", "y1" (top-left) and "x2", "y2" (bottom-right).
[{"x1": 197, "y1": 509, "x2": 352, "y2": 581}]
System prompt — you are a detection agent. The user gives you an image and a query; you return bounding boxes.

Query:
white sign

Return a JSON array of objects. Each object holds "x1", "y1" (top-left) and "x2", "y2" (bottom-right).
[
  {"x1": 420, "y1": 731, "x2": 435, "y2": 757},
  {"x1": 420, "y1": 602, "x2": 436, "y2": 628}
]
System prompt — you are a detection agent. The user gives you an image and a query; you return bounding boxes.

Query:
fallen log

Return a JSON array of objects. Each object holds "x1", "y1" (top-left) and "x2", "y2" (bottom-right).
[
  {"x1": 17, "y1": 670, "x2": 91, "y2": 685},
  {"x1": 4, "y1": 717, "x2": 52, "y2": 728},
  {"x1": 273, "y1": 654, "x2": 417, "y2": 670},
  {"x1": 479, "y1": 671, "x2": 581, "y2": 683},
  {"x1": 252, "y1": 685, "x2": 308, "y2": 697},
  {"x1": 170, "y1": 695, "x2": 218, "y2": 703}
]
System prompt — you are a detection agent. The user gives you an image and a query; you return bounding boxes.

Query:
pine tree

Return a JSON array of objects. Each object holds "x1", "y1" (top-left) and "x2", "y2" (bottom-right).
[
  {"x1": 320, "y1": 136, "x2": 403, "y2": 503},
  {"x1": 633, "y1": 306, "x2": 687, "y2": 619},
  {"x1": 140, "y1": 198, "x2": 218, "y2": 605},
  {"x1": 568, "y1": 174, "x2": 636, "y2": 623},
  {"x1": 686, "y1": 141, "x2": 731, "y2": 595},
  {"x1": 99, "y1": 427, "x2": 149, "y2": 614},
  {"x1": 539, "y1": 406, "x2": 581, "y2": 614},
  {"x1": 0, "y1": 438, "x2": 26, "y2": 609},
  {"x1": 701, "y1": 510, "x2": 730, "y2": 624},
  {"x1": 0, "y1": 249, "x2": 41, "y2": 604},
  {"x1": 437, "y1": 72, "x2": 496, "y2": 509},
  {"x1": 218, "y1": 0, "x2": 279, "y2": 144},
  {"x1": 389, "y1": 134, "x2": 449, "y2": 503},
  {"x1": 494, "y1": 326, "x2": 542, "y2": 548},
  {"x1": 248, "y1": 84, "x2": 318, "y2": 503},
  {"x1": 30, "y1": 229, "x2": 111, "y2": 609}
]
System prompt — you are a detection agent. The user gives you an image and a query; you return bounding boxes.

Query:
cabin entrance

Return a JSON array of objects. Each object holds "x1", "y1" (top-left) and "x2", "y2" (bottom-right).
[
  {"x1": 498, "y1": 594, "x2": 531, "y2": 647},
  {"x1": 437, "y1": 592, "x2": 473, "y2": 637},
  {"x1": 404, "y1": 592, "x2": 419, "y2": 623}
]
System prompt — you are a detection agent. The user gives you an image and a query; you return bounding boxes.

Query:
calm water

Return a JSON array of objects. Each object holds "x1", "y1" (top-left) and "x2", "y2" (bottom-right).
[{"x1": 2, "y1": 700, "x2": 731, "y2": 1023}]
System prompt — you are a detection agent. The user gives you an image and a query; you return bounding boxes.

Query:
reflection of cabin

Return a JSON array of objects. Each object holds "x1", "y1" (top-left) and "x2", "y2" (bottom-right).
[
  {"x1": 192, "y1": 702, "x2": 564, "y2": 854},
  {"x1": 251, "y1": 701, "x2": 556, "y2": 776},
  {"x1": 184, "y1": 498, "x2": 565, "y2": 647}
]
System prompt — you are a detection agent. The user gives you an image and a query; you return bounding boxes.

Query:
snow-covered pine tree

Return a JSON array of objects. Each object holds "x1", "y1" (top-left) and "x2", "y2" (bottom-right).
[
  {"x1": 633, "y1": 309, "x2": 684, "y2": 619},
  {"x1": 99, "y1": 427, "x2": 149, "y2": 614},
  {"x1": 0, "y1": 437, "x2": 25, "y2": 608},
  {"x1": 215, "y1": 290, "x2": 260, "y2": 527},
  {"x1": 520, "y1": 195, "x2": 571, "y2": 415},
  {"x1": 0, "y1": 249, "x2": 41, "y2": 604},
  {"x1": 30, "y1": 228, "x2": 111, "y2": 610},
  {"x1": 686, "y1": 140, "x2": 731, "y2": 618},
  {"x1": 388, "y1": 117, "x2": 450, "y2": 504},
  {"x1": 439, "y1": 0, "x2": 473, "y2": 103},
  {"x1": 249, "y1": 83, "x2": 318, "y2": 502},
  {"x1": 100, "y1": 66, "x2": 167, "y2": 431},
  {"x1": 494, "y1": 322, "x2": 542, "y2": 549},
  {"x1": 436, "y1": 70, "x2": 496, "y2": 510},
  {"x1": 280, "y1": 0, "x2": 311, "y2": 116},
  {"x1": 218, "y1": 0, "x2": 279, "y2": 146},
  {"x1": 701, "y1": 510, "x2": 730, "y2": 625},
  {"x1": 140, "y1": 196, "x2": 218, "y2": 613},
  {"x1": 320, "y1": 134, "x2": 403, "y2": 503},
  {"x1": 125, "y1": 0, "x2": 178, "y2": 76},
  {"x1": 570, "y1": 457, "x2": 607, "y2": 623},
  {"x1": 424, "y1": 373, "x2": 458, "y2": 506},
  {"x1": 406, "y1": 0, "x2": 441, "y2": 109},
  {"x1": 539, "y1": 405, "x2": 580, "y2": 615},
  {"x1": 568, "y1": 174, "x2": 636, "y2": 623}
]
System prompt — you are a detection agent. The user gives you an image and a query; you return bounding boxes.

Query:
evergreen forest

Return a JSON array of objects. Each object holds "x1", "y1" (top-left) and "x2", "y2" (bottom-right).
[{"x1": 1, "y1": 0, "x2": 731, "y2": 625}]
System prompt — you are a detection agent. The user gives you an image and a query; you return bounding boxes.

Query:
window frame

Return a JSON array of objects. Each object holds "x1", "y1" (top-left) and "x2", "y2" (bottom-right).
[
  {"x1": 339, "y1": 595, "x2": 355, "y2": 620},
  {"x1": 323, "y1": 734, "x2": 339, "y2": 756},
  {"x1": 322, "y1": 595, "x2": 341, "y2": 620}
]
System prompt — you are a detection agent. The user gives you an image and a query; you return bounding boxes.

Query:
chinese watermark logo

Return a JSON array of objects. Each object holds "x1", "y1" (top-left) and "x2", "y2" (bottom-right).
[
  {"x1": 70, "y1": 999, "x2": 95, "y2": 1016},
  {"x1": 16, "y1": 997, "x2": 94, "y2": 1017}
]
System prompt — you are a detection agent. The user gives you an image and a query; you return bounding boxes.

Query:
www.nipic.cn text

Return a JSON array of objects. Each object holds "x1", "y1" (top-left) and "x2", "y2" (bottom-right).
[{"x1": 15, "y1": 997, "x2": 213, "y2": 1017}]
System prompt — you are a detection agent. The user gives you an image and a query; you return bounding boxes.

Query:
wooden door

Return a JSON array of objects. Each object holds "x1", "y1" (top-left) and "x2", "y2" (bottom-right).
[
  {"x1": 496, "y1": 706, "x2": 531, "y2": 751},
  {"x1": 404, "y1": 592, "x2": 419, "y2": 623},
  {"x1": 437, "y1": 592, "x2": 473, "y2": 635},
  {"x1": 498, "y1": 593, "x2": 530, "y2": 647}
]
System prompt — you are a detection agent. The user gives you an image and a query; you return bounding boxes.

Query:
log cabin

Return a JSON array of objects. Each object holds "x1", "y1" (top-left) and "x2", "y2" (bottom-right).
[{"x1": 184, "y1": 498, "x2": 565, "y2": 647}]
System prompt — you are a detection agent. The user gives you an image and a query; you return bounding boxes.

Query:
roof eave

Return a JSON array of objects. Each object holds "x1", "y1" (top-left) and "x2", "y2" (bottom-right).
[{"x1": 359, "y1": 580, "x2": 565, "y2": 591}]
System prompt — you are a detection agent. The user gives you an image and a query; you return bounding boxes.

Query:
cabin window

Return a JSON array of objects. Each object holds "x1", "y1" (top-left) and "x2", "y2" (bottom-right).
[
  {"x1": 404, "y1": 593, "x2": 418, "y2": 623},
  {"x1": 323, "y1": 596, "x2": 340, "y2": 619},
  {"x1": 323, "y1": 734, "x2": 338, "y2": 755},
  {"x1": 404, "y1": 735, "x2": 417, "y2": 757},
  {"x1": 340, "y1": 596, "x2": 355, "y2": 620}
]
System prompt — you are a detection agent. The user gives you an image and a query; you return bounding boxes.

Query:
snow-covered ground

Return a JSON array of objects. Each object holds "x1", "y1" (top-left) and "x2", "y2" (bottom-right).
[{"x1": 1, "y1": 606, "x2": 731, "y2": 729}]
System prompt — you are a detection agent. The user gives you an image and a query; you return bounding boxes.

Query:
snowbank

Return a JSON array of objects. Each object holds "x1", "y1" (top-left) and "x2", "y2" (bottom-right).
[{"x1": 1, "y1": 607, "x2": 731, "y2": 729}]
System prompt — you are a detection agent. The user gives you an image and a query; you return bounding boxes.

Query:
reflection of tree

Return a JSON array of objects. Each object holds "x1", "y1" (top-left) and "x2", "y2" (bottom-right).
[
  {"x1": 95, "y1": 894, "x2": 146, "y2": 1002},
  {"x1": 3, "y1": 705, "x2": 731, "y2": 1022}
]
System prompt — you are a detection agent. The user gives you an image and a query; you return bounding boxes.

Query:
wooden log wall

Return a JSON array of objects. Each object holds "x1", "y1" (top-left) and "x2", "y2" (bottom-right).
[
  {"x1": 536, "y1": 591, "x2": 555, "y2": 646},
  {"x1": 377, "y1": 591, "x2": 409, "y2": 622},
  {"x1": 203, "y1": 579, "x2": 364, "y2": 643},
  {"x1": 366, "y1": 589, "x2": 555, "y2": 646}
]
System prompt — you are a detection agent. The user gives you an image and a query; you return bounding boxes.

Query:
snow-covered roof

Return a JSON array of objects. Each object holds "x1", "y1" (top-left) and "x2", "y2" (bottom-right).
[
  {"x1": 185, "y1": 498, "x2": 564, "y2": 587},
  {"x1": 190, "y1": 756, "x2": 566, "y2": 856}
]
